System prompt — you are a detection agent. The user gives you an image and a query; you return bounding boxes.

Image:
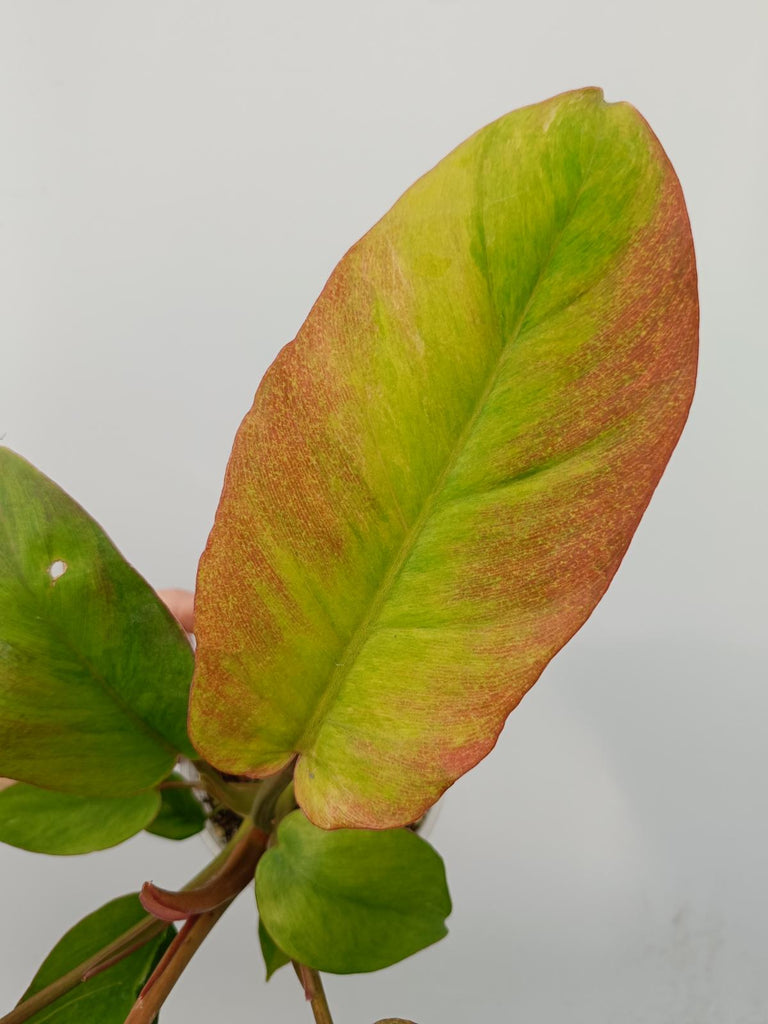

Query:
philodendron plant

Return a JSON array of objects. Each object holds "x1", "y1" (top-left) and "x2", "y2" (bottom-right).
[{"x1": 0, "y1": 87, "x2": 698, "y2": 1024}]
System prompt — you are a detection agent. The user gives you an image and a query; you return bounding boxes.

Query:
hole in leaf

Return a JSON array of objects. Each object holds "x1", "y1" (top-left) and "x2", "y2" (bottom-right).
[{"x1": 48, "y1": 560, "x2": 68, "y2": 582}]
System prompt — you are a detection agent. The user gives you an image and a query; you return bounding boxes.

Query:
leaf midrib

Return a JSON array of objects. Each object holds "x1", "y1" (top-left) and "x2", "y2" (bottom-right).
[{"x1": 296, "y1": 124, "x2": 603, "y2": 754}]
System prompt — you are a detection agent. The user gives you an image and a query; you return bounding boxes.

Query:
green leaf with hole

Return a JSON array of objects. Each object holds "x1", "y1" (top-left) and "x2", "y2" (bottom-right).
[
  {"x1": 0, "y1": 447, "x2": 196, "y2": 796},
  {"x1": 145, "y1": 775, "x2": 206, "y2": 840},
  {"x1": 258, "y1": 919, "x2": 290, "y2": 980},
  {"x1": 255, "y1": 811, "x2": 451, "y2": 973},
  {"x1": 0, "y1": 782, "x2": 160, "y2": 854},
  {"x1": 18, "y1": 893, "x2": 175, "y2": 1023}
]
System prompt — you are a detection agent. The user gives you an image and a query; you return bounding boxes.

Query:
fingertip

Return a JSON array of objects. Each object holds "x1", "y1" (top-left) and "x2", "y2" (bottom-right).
[{"x1": 158, "y1": 588, "x2": 195, "y2": 633}]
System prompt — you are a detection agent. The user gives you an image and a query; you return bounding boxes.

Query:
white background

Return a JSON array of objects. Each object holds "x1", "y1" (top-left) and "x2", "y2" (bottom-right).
[{"x1": 1, "y1": 2, "x2": 766, "y2": 1021}]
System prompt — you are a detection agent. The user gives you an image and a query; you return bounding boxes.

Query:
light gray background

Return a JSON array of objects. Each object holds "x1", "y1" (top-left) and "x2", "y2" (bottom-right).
[{"x1": 1, "y1": 2, "x2": 766, "y2": 1021}]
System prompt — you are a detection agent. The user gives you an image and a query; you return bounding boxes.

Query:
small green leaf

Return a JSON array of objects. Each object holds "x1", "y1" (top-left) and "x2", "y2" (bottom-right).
[
  {"x1": 255, "y1": 811, "x2": 451, "y2": 974},
  {"x1": 0, "y1": 783, "x2": 160, "y2": 854},
  {"x1": 258, "y1": 919, "x2": 290, "y2": 980},
  {"x1": 0, "y1": 448, "x2": 196, "y2": 797},
  {"x1": 145, "y1": 775, "x2": 206, "y2": 840},
  {"x1": 19, "y1": 894, "x2": 175, "y2": 1023}
]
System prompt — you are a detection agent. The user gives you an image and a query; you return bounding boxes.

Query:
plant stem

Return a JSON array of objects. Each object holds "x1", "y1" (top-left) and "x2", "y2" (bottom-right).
[
  {"x1": 81, "y1": 934, "x2": 163, "y2": 982},
  {"x1": 193, "y1": 762, "x2": 261, "y2": 817},
  {"x1": 309, "y1": 970, "x2": 334, "y2": 1024},
  {"x1": 0, "y1": 819, "x2": 256, "y2": 1024},
  {"x1": 294, "y1": 963, "x2": 335, "y2": 1024},
  {"x1": 189, "y1": 816, "x2": 254, "y2": 879},
  {"x1": 124, "y1": 819, "x2": 270, "y2": 1020},
  {"x1": 193, "y1": 758, "x2": 296, "y2": 824},
  {"x1": 123, "y1": 903, "x2": 230, "y2": 1024},
  {"x1": 249, "y1": 761, "x2": 296, "y2": 831},
  {"x1": 0, "y1": 917, "x2": 169, "y2": 1024},
  {"x1": 140, "y1": 824, "x2": 267, "y2": 921},
  {"x1": 272, "y1": 779, "x2": 297, "y2": 825}
]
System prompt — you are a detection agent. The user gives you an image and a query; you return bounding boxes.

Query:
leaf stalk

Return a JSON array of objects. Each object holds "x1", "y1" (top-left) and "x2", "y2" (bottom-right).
[
  {"x1": 124, "y1": 904, "x2": 230, "y2": 1024},
  {"x1": 0, "y1": 817, "x2": 259, "y2": 1024},
  {"x1": 140, "y1": 824, "x2": 267, "y2": 921},
  {"x1": 294, "y1": 963, "x2": 335, "y2": 1024}
]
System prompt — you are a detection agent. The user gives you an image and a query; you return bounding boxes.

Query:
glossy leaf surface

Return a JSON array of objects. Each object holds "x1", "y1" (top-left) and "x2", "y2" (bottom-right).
[
  {"x1": 0, "y1": 448, "x2": 195, "y2": 796},
  {"x1": 145, "y1": 775, "x2": 206, "y2": 840},
  {"x1": 0, "y1": 783, "x2": 160, "y2": 854},
  {"x1": 255, "y1": 811, "x2": 451, "y2": 973},
  {"x1": 190, "y1": 87, "x2": 699, "y2": 828},
  {"x1": 18, "y1": 894, "x2": 175, "y2": 1023}
]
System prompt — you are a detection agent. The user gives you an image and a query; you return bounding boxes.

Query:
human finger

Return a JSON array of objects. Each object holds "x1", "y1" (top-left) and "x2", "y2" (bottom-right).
[{"x1": 158, "y1": 588, "x2": 195, "y2": 633}]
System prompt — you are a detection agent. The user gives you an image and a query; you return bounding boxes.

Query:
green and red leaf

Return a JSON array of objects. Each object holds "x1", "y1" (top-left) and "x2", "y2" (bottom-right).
[{"x1": 189, "y1": 88, "x2": 698, "y2": 828}]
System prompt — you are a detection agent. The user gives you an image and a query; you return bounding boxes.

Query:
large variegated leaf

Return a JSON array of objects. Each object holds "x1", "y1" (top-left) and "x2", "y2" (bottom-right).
[{"x1": 190, "y1": 88, "x2": 698, "y2": 828}]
